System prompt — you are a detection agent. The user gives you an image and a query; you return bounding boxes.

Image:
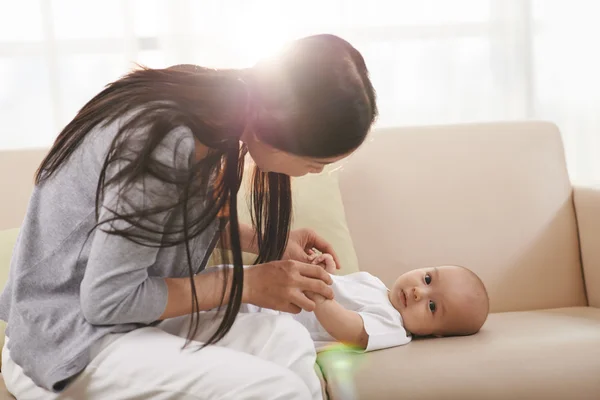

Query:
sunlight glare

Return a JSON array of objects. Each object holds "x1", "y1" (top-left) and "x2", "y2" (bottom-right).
[{"x1": 219, "y1": 5, "x2": 300, "y2": 67}]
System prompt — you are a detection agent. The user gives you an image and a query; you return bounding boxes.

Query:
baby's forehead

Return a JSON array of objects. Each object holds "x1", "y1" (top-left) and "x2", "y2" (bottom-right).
[
  {"x1": 438, "y1": 265, "x2": 476, "y2": 281},
  {"x1": 434, "y1": 266, "x2": 489, "y2": 334},
  {"x1": 440, "y1": 293, "x2": 486, "y2": 333},
  {"x1": 439, "y1": 267, "x2": 484, "y2": 300}
]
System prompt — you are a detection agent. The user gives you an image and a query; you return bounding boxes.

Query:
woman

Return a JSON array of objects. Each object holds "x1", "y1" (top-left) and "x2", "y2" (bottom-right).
[{"x1": 0, "y1": 34, "x2": 377, "y2": 399}]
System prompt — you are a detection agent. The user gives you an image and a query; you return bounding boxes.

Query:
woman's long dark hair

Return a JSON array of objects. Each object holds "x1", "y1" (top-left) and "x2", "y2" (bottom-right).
[{"x1": 35, "y1": 34, "x2": 377, "y2": 347}]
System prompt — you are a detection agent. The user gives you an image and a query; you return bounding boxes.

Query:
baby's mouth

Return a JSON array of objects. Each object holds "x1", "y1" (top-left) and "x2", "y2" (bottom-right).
[{"x1": 400, "y1": 289, "x2": 407, "y2": 307}]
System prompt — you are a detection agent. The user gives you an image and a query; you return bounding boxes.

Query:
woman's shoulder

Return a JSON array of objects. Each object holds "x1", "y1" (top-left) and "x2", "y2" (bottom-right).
[{"x1": 86, "y1": 106, "x2": 197, "y2": 172}]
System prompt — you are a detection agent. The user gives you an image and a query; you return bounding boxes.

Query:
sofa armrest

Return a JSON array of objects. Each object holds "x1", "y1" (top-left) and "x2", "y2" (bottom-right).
[{"x1": 574, "y1": 185, "x2": 600, "y2": 307}]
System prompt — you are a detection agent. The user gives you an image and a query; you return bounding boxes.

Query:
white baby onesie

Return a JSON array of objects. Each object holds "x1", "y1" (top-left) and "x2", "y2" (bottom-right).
[{"x1": 242, "y1": 271, "x2": 412, "y2": 352}]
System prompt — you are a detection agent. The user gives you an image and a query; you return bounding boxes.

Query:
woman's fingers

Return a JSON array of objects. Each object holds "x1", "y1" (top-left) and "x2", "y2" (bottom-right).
[
  {"x1": 282, "y1": 302, "x2": 302, "y2": 314},
  {"x1": 290, "y1": 291, "x2": 316, "y2": 312},
  {"x1": 299, "y1": 277, "x2": 333, "y2": 300},
  {"x1": 295, "y1": 263, "x2": 334, "y2": 300},
  {"x1": 297, "y1": 263, "x2": 333, "y2": 285},
  {"x1": 244, "y1": 260, "x2": 334, "y2": 313}
]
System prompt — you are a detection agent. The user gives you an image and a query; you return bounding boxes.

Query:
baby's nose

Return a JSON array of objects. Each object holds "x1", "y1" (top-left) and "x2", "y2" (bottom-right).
[{"x1": 412, "y1": 287, "x2": 422, "y2": 302}]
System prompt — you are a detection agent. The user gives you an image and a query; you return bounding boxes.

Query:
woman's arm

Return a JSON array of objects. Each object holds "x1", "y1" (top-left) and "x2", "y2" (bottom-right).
[
  {"x1": 84, "y1": 224, "x2": 335, "y2": 324},
  {"x1": 218, "y1": 222, "x2": 259, "y2": 254},
  {"x1": 161, "y1": 268, "x2": 234, "y2": 319},
  {"x1": 161, "y1": 260, "x2": 336, "y2": 319},
  {"x1": 81, "y1": 128, "x2": 334, "y2": 326},
  {"x1": 81, "y1": 127, "x2": 196, "y2": 326}
]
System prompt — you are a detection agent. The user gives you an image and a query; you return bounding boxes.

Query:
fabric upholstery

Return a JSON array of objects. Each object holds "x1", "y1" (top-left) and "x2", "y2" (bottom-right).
[
  {"x1": 338, "y1": 122, "x2": 587, "y2": 312},
  {"x1": 574, "y1": 185, "x2": 600, "y2": 307},
  {"x1": 318, "y1": 307, "x2": 600, "y2": 400},
  {"x1": 0, "y1": 375, "x2": 13, "y2": 400}
]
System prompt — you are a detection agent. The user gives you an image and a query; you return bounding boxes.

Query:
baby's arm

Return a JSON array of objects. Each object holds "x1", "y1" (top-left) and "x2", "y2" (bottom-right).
[
  {"x1": 306, "y1": 253, "x2": 368, "y2": 348},
  {"x1": 307, "y1": 293, "x2": 368, "y2": 350}
]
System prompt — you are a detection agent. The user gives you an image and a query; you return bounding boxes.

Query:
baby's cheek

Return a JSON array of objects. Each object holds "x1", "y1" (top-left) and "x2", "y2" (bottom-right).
[
  {"x1": 401, "y1": 310, "x2": 417, "y2": 331},
  {"x1": 403, "y1": 310, "x2": 430, "y2": 336}
]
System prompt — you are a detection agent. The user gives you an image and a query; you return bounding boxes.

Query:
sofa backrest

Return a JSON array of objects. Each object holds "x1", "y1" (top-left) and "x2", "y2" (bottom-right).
[
  {"x1": 338, "y1": 121, "x2": 587, "y2": 312},
  {"x1": 1, "y1": 122, "x2": 589, "y2": 313},
  {"x1": 0, "y1": 148, "x2": 48, "y2": 230}
]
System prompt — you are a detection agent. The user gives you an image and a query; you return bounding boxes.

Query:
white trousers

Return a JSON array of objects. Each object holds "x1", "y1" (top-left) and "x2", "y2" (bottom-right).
[{"x1": 2, "y1": 312, "x2": 324, "y2": 400}]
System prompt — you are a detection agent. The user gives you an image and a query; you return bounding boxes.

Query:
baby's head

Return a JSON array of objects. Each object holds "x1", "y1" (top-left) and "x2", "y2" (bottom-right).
[{"x1": 389, "y1": 265, "x2": 489, "y2": 337}]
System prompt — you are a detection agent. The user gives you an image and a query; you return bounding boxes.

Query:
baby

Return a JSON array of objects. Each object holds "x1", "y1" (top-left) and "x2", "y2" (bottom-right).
[{"x1": 287, "y1": 253, "x2": 490, "y2": 352}]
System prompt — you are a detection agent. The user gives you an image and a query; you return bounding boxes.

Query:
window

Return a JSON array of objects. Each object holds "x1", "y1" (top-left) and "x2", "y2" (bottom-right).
[{"x1": 0, "y1": 0, "x2": 598, "y2": 182}]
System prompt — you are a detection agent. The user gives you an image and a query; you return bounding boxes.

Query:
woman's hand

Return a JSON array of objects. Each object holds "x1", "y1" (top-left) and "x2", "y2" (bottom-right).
[
  {"x1": 283, "y1": 228, "x2": 341, "y2": 270},
  {"x1": 242, "y1": 260, "x2": 334, "y2": 314}
]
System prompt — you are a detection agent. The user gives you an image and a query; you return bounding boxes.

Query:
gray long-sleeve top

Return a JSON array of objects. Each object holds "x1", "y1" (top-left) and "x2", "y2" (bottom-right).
[{"x1": 0, "y1": 115, "x2": 220, "y2": 391}]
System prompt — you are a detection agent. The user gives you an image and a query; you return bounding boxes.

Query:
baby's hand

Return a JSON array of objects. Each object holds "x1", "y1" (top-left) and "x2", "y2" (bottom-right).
[{"x1": 308, "y1": 251, "x2": 337, "y2": 274}]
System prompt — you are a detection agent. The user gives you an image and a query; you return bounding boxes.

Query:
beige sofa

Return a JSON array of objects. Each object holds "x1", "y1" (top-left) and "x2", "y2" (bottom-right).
[{"x1": 1, "y1": 121, "x2": 599, "y2": 399}]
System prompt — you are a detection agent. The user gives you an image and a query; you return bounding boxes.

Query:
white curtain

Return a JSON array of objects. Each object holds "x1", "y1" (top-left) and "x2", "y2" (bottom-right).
[{"x1": 1, "y1": 0, "x2": 598, "y2": 183}]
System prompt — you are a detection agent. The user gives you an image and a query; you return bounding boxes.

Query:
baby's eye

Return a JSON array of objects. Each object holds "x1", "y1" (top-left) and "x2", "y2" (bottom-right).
[
  {"x1": 424, "y1": 273, "x2": 432, "y2": 285},
  {"x1": 428, "y1": 300, "x2": 436, "y2": 313}
]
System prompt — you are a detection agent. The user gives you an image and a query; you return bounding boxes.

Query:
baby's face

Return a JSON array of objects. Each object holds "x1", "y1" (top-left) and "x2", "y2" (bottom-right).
[{"x1": 388, "y1": 265, "x2": 488, "y2": 337}]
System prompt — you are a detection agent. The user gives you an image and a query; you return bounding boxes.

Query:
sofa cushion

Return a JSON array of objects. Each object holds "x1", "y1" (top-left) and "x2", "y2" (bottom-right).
[
  {"x1": 338, "y1": 122, "x2": 586, "y2": 312},
  {"x1": 0, "y1": 375, "x2": 14, "y2": 400},
  {"x1": 209, "y1": 163, "x2": 360, "y2": 274},
  {"x1": 0, "y1": 229, "x2": 19, "y2": 370},
  {"x1": 318, "y1": 307, "x2": 600, "y2": 400}
]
